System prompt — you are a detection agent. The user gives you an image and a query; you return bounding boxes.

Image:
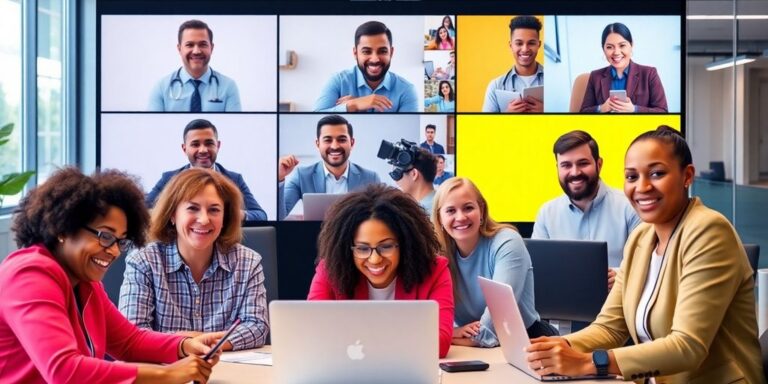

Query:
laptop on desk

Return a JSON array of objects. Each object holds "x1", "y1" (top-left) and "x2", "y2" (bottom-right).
[
  {"x1": 302, "y1": 193, "x2": 346, "y2": 221},
  {"x1": 478, "y1": 277, "x2": 617, "y2": 382},
  {"x1": 270, "y1": 300, "x2": 438, "y2": 384}
]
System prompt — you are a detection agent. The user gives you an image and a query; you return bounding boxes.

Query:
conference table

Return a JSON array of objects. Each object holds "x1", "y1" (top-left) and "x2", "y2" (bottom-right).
[{"x1": 209, "y1": 345, "x2": 623, "y2": 383}]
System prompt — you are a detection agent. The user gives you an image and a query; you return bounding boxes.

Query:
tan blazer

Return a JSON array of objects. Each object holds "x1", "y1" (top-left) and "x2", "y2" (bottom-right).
[{"x1": 565, "y1": 198, "x2": 765, "y2": 384}]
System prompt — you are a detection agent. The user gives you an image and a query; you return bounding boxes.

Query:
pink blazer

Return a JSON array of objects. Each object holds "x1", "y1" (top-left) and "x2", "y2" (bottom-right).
[
  {"x1": 0, "y1": 245, "x2": 184, "y2": 383},
  {"x1": 580, "y1": 60, "x2": 668, "y2": 113},
  {"x1": 308, "y1": 256, "x2": 454, "y2": 358}
]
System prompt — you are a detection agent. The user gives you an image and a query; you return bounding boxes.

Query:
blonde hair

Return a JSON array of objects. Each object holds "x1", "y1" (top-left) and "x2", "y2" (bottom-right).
[
  {"x1": 149, "y1": 168, "x2": 243, "y2": 251},
  {"x1": 431, "y1": 177, "x2": 515, "y2": 298}
]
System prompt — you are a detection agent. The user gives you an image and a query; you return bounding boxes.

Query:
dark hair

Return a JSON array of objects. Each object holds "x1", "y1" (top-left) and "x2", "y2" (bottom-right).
[
  {"x1": 317, "y1": 184, "x2": 440, "y2": 297},
  {"x1": 425, "y1": 124, "x2": 436, "y2": 132},
  {"x1": 629, "y1": 125, "x2": 692, "y2": 168},
  {"x1": 442, "y1": 15, "x2": 455, "y2": 31},
  {"x1": 183, "y1": 118, "x2": 218, "y2": 142},
  {"x1": 553, "y1": 130, "x2": 600, "y2": 162},
  {"x1": 438, "y1": 80, "x2": 455, "y2": 101},
  {"x1": 412, "y1": 149, "x2": 437, "y2": 184},
  {"x1": 354, "y1": 21, "x2": 392, "y2": 46},
  {"x1": 509, "y1": 15, "x2": 542, "y2": 35},
  {"x1": 178, "y1": 19, "x2": 213, "y2": 45},
  {"x1": 436, "y1": 154, "x2": 446, "y2": 161},
  {"x1": 601, "y1": 22, "x2": 633, "y2": 46},
  {"x1": 434, "y1": 26, "x2": 454, "y2": 46},
  {"x1": 12, "y1": 167, "x2": 149, "y2": 251},
  {"x1": 316, "y1": 114, "x2": 353, "y2": 139}
]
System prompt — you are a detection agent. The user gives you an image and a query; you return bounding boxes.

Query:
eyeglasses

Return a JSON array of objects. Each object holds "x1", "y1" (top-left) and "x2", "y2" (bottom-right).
[
  {"x1": 350, "y1": 243, "x2": 399, "y2": 259},
  {"x1": 83, "y1": 226, "x2": 133, "y2": 252}
]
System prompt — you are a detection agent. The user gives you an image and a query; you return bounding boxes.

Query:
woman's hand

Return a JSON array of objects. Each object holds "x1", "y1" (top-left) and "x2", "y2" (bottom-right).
[
  {"x1": 599, "y1": 98, "x2": 613, "y2": 113},
  {"x1": 608, "y1": 97, "x2": 635, "y2": 113},
  {"x1": 164, "y1": 355, "x2": 217, "y2": 384},
  {"x1": 525, "y1": 336, "x2": 594, "y2": 377},
  {"x1": 453, "y1": 321, "x2": 481, "y2": 338},
  {"x1": 180, "y1": 331, "x2": 226, "y2": 358}
]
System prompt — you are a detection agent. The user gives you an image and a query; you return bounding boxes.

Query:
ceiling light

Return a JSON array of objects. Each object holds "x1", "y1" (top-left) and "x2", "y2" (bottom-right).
[{"x1": 705, "y1": 55, "x2": 756, "y2": 71}]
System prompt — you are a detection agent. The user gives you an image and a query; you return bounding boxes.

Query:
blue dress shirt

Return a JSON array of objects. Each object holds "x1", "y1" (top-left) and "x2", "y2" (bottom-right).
[
  {"x1": 148, "y1": 67, "x2": 242, "y2": 112},
  {"x1": 482, "y1": 63, "x2": 544, "y2": 112},
  {"x1": 433, "y1": 171, "x2": 453, "y2": 185},
  {"x1": 424, "y1": 96, "x2": 455, "y2": 112},
  {"x1": 314, "y1": 66, "x2": 418, "y2": 112},
  {"x1": 531, "y1": 180, "x2": 641, "y2": 268}
]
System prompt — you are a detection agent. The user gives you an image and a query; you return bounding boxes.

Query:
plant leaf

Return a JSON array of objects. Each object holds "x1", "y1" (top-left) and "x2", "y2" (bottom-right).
[
  {"x1": 0, "y1": 123, "x2": 13, "y2": 141},
  {"x1": 0, "y1": 139, "x2": 8, "y2": 147},
  {"x1": 0, "y1": 171, "x2": 35, "y2": 196}
]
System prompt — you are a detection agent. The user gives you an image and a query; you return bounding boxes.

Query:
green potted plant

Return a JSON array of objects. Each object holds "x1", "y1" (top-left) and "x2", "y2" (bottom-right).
[{"x1": 0, "y1": 123, "x2": 35, "y2": 207}]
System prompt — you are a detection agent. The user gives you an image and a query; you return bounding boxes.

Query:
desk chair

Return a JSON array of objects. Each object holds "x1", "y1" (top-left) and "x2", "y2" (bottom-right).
[
  {"x1": 745, "y1": 244, "x2": 760, "y2": 281},
  {"x1": 569, "y1": 73, "x2": 590, "y2": 112},
  {"x1": 761, "y1": 330, "x2": 768, "y2": 381},
  {"x1": 241, "y1": 226, "x2": 279, "y2": 304},
  {"x1": 103, "y1": 251, "x2": 127, "y2": 305}
]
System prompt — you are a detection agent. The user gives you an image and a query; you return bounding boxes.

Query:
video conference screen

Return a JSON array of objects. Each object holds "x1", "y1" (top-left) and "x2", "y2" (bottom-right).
[{"x1": 98, "y1": 1, "x2": 683, "y2": 223}]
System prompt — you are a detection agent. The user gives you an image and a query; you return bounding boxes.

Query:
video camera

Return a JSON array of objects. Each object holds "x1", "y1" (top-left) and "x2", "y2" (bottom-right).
[{"x1": 377, "y1": 138, "x2": 421, "y2": 181}]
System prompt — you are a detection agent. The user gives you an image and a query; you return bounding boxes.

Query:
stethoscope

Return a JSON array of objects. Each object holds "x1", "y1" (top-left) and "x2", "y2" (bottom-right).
[{"x1": 169, "y1": 67, "x2": 222, "y2": 103}]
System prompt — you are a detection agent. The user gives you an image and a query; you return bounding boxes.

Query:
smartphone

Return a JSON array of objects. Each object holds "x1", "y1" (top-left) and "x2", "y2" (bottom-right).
[
  {"x1": 202, "y1": 318, "x2": 241, "y2": 360},
  {"x1": 439, "y1": 360, "x2": 490, "y2": 373},
  {"x1": 609, "y1": 89, "x2": 627, "y2": 102}
]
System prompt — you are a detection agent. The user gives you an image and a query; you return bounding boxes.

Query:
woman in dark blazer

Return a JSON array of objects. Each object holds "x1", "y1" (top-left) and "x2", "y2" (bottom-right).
[{"x1": 580, "y1": 23, "x2": 668, "y2": 113}]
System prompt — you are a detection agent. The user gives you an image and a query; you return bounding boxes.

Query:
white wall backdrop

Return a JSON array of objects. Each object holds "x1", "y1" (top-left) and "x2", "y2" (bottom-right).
[
  {"x1": 279, "y1": 114, "x2": 430, "y2": 187},
  {"x1": 101, "y1": 113, "x2": 277, "y2": 219},
  {"x1": 543, "y1": 15, "x2": 681, "y2": 113},
  {"x1": 280, "y1": 16, "x2": 426, "y2": 112},
  {"x1": 101, "y1": 15, "x2": 277, "y2": 112}
]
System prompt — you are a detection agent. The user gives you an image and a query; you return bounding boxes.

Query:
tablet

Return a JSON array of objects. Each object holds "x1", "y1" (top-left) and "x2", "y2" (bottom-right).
[
  {"x1": 523, "y1": 85, "x2": 543, "y2": 101},
  {"x1": 493, "y1": 89, "x2": 521, "y2": 111}
]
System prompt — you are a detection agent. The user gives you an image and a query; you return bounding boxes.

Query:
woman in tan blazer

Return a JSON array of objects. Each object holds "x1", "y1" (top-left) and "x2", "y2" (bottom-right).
[{"x1": 526, "y1": 126, "x2": 765, "y2": 384}]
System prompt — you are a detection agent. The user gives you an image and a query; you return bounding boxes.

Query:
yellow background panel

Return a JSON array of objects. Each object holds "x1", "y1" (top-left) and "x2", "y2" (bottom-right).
[
  {"x1": 457, "y1": 15, "x2": 544, "y2": 112},
  {"x1": 456, "y1": 115, "x2": 682, "y2": 222}
]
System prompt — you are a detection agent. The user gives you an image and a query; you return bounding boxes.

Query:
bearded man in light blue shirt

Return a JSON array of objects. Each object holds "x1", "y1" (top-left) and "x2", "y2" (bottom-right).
[
  {"x1": 148, "y1": 19, "x2": 241, "y2": 112},
  {"x1": 532, "y1": 130, "x2": 641, "y2": 291},
  {"x1": 314, "y1": 21, "x2": 418, "y2": 113}
]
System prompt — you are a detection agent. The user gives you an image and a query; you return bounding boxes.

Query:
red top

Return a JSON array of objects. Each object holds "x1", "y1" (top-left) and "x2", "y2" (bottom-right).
[
  {"x1": 308, "y1": 255, "x2": 454, "y2": 358},
  {"x1": 0, "y1": 245, "x2": 184, "y2": 383}
]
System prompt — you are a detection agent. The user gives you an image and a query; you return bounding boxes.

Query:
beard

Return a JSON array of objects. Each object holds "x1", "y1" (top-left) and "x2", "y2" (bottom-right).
[
  {"x1": 560, "y1": 173, "x2": 599, "y2": 201},
  {"x1": 357, "y1": 60, "x2": 390, "y2": 83},
  {"x1": 321, "y1": 149, "x2": 348, "y2": 167}
]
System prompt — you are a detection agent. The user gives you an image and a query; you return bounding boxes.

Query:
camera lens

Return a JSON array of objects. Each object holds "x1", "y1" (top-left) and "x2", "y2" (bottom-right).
[{"x1": 395, "y1": 151, "x2": 413, "y2": 167}]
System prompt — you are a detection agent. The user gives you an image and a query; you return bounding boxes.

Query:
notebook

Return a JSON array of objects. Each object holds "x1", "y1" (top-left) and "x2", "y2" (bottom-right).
[{"x1": 270, "y1": 300, "x2": 438, "y2": 384}]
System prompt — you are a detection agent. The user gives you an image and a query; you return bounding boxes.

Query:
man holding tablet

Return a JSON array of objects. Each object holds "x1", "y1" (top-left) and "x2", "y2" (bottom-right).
[
  {"x1": 148, "y1": 19, "x2": 242, "y2": 112},
  {"x1": 482, "y1": 15, "x2": 544, "y2": 113}
]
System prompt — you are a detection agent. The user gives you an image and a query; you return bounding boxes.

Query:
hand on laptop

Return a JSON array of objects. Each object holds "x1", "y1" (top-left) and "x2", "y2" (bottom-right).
[{"x1": 525, "y1": 336, "x2": 594, "y2": 377}]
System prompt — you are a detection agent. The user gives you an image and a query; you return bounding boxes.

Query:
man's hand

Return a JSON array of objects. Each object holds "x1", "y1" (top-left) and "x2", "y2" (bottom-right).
[
  {"x1": 344, "y1": 94, "x2": 393, "y2": 112},
  {"x1": 607, "y1": 268, "x2": 616, "y2": 291},
  {"x1": 505, "y1": 97, "x2": 528, "y2": 113},
  {"x1": 453, "y1": 321, "x2": 481, "y2": 338},
  {"x1": 278, "y1": 155, "x2": 299, "y2": 182},
  {"x1": 525, "y1": 96, "x2": 543, "y2": 113}
]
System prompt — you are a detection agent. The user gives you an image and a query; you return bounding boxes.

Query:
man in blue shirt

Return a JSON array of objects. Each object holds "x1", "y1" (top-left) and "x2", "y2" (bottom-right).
[
  {"x1": 277, "y1": 115, "x2": 381, "y2": 220},
  {"x1": 419, "y1": 124, "x2": 446, "y2": 154},
  {"x1": 148, "y1": 19, "x2": 241, "y2": 112},
  {"x1": 532, "y1": 130, "x2": 641, "y2": 290},
  {"x1": 146, "y1": 119, "x2": 267, "y2": 221},
  {"x1": 482, "y1": 16, "x2": 544, "y2": 113},
  {"x1": 314, "y1": 21, "x2": 418, "y2": 113},
  {"x1": 433, "y1": 155, "x2": 454, "y2": 186}
]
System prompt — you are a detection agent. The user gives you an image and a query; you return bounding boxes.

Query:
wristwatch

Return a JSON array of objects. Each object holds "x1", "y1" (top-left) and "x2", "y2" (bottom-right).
[{"x1": 592, "y1": 349, "x2": 609, "y2": 376}]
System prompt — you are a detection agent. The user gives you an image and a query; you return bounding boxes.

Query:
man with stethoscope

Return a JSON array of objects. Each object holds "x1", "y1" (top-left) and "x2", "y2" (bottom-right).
[{"x1": 148, "y1": 19, "x2": 242, "y2": 112}]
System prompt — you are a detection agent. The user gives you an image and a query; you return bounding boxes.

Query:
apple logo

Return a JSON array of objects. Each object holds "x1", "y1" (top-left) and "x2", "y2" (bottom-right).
[
  {"x1": 502, "y1": 320, "x2": 512, "y2": 336},
  {"x1": 347, "y1": 339, "x2": 365, "y2": 360}
]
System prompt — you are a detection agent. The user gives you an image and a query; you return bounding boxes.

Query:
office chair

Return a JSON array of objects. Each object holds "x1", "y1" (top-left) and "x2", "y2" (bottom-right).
[
  {"x1": 761, "y1": 330, "x2": 768, "y2": 381},
  {"x1": 569, "y1": 73, "x2": 590, "y2": 112},
  {"x1": 241, "y1": 226, "x2": 279, "y2": 304},
  {"x1": 744, "y1": 244, "x2": 760, "y2": 281},
  {"x1": 103, "y1": 250, "x2": 128, "y2": 305}
]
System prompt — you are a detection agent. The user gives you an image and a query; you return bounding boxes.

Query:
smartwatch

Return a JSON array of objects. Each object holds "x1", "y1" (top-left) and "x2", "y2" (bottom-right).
[{"x1": 592, "y1": 349, "x2": 609, "y2": 376}]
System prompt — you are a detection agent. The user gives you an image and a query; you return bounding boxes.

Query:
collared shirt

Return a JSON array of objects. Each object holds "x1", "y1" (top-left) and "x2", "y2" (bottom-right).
[
  {"x1": 433, "y1": 171, "x2": 454, "y2": 186},
  {"x1": 119, "y1": 242, "x2": 269, "y2": 351},
  {"x1": 531, "y1": 180, "x2": 642, "y2": 268},
  {"x1": 419, "y1": 141, "x2": 445, "y2": 154},
  {"x1": 610, "y1": 65, "x2": 631, "y2": 91},
  {"x1": 482, "y1": 63, "x2": 544, "y2": 112},
  {"x1": 323, "y1": 162, "x2": 350, "y2": 194},
  {"x1": 314, "y1": 66, "x2": 418, "y2": 112},
  {"x1": 148, "y1": 67, "x2": 242, "y2": 112},
  {"x1": 424, "y1": 96, "x2": 455, "y2": 112}
]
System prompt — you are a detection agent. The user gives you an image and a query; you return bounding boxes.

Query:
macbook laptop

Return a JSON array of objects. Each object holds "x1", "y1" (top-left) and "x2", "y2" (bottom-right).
[
  {"x1": 478, "y1": 277, "x2": 616, "y2": 381},
  {"x1": 270, "y1": 300, "x2": 438, "y2": 384},
  {"x1": 302, "y1": 193, "x2": 346, "y2": 221}
]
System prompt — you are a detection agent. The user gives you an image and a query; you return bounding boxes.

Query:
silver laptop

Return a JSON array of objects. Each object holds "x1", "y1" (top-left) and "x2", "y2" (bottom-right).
[
  {"x1": 302, "y1": 193, "x2": 345, "y2": 221},
  {"x1": 270, "y1": 300, "x2": 438, "y2": 384},
  {"x1": 478, "y1": 277, "x2": 616, "y2": 381}
]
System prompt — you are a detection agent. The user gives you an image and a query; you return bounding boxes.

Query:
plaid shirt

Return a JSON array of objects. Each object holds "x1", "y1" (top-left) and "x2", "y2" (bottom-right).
[{"x1": 119, "y1": 242, "x2": 269, "y2": 350}]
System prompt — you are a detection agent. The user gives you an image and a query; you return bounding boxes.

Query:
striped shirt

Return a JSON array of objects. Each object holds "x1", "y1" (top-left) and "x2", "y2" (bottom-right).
[{"x1": 119, "y1": 242, "x2": 269, "y2": 350}]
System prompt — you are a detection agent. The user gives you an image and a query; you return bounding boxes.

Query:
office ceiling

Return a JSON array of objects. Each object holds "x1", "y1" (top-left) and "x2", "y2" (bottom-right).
[{"x1": 687, "y1": 0, "x2": 768, "y2": 55}]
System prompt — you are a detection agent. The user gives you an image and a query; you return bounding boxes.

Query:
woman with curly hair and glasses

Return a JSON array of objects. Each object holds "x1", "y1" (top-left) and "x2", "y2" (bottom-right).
[
  {"x1": 0, "y1": 167, "x2": 223, "y2": 383},
  {"x1": 307, "y1": 184, "x2": 454, "y2": 358}
]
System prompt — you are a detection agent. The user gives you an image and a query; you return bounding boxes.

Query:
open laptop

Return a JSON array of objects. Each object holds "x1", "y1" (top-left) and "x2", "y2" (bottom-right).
[
  {"x1": 270, "y1": 300, "x2": 438, "y2": 384},
  {"x1": 478, "y1": 277, "x2": 616, "y2": 381},
  {"x1": 302, "y1": 193, "x2": 346, "y2": 221},
  {"x1": 424, "y1": 60, "x2": 435, "y2": 79}
]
